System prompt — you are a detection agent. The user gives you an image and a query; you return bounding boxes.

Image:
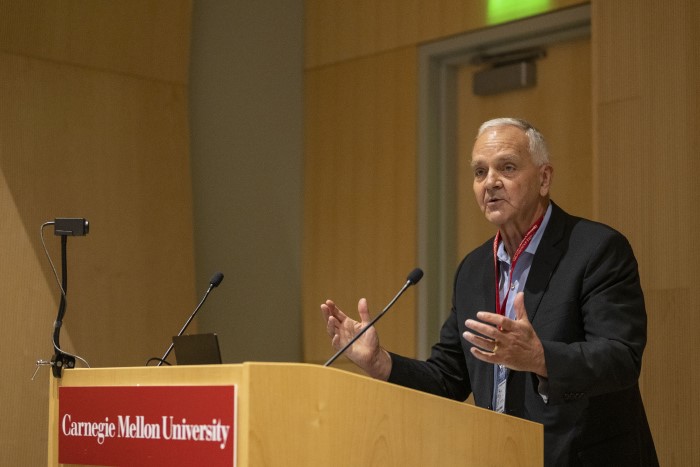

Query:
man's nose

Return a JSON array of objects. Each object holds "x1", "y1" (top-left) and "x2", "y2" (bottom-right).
[{"x1": 484, "y1": 169, "x2": 501, "y2": 189}]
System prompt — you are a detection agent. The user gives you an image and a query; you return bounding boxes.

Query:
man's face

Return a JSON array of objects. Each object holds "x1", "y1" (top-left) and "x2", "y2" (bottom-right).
[{"x1": 471, "y1": 125, "x2": 552, "y2": 231}]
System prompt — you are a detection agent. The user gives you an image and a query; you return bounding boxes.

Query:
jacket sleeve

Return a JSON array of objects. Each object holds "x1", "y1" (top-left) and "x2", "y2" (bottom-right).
[
  {"x1": 387, "y1": 257, "x2": 473, "y2": 402},
  {"x1": 388, "y1": 309, "x2": 471, "y2": 401}
]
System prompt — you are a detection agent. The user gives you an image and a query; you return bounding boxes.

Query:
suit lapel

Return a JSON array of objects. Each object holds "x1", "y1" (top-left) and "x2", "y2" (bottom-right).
[
  {"x1": 473, "y1": 241, "x2": 497, "y2": 403},
  {"x1": 524, "y1": 203, "x2": 568, "y2": 324}
]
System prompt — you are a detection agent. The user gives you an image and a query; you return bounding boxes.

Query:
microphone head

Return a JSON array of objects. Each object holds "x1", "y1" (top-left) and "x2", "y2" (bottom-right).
[
  {"x1": 406, "y1": 268, "x2": 424, "y2": 285},
  {"x1": 209, "y1": 272, "x2": 224, "y2": 288}
]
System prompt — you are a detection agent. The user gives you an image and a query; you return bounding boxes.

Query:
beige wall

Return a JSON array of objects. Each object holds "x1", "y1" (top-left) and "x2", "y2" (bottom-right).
[
  {"x1": 593, "y1": 1, "x2": 700, "y2": 464},
  {"x1": 0, "y1": 1, "x2": 195, "y2": 464},
  {"x1": 188, "y1": 1, "x2": 303, "y2": 364},
  {"x1": 304, "y1": 0, "x2": 699, "y2": 464}
]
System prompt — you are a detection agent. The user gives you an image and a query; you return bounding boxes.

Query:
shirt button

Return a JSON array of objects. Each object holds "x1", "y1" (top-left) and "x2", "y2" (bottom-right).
[{"x1": 510, "y1": 283, "x2": 515, "y2": 290}]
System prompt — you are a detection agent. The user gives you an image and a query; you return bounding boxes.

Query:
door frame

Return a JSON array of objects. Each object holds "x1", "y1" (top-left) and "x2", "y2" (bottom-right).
[{"x1": 416, "y1": 4, "x2": 591, "y2": 358}]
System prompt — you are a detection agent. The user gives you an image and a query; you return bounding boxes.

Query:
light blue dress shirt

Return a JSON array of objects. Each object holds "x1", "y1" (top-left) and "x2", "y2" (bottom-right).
[{"x1": 491, "y1": 203, "x2": 552, "y2": 411}]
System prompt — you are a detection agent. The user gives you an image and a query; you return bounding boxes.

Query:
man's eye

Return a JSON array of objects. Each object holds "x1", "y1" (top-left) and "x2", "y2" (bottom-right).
[
  {"x1": 504, "y1": 165, "x2": 516, "y2": 172},
  {"x1": 474, "y1": 168, "x2": 485, "y2": 178}
]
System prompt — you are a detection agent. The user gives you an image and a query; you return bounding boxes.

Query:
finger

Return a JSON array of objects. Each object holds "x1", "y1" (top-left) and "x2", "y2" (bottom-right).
[
  {"x1": 513, "y1": 292, "x2": 528, "y2": 322},
  {"x1": 462, "y1": 331, "x2": 496, "y2": 352},
  {"x1": 320, "y1": 302, "x2": 332, "y2": 320},
  {"x1": 470, "y1": 346, "x2": 499, "y2": 364},
  {"x1": 474, "y1": 311, "x2": 505, "y2": 327},
  {"x1": 323, "y1": 299, "x2": 348, "y2": 322},
  {"x1": 465, "y1": 318, "x2": 499, "y2": 339},
  {"x1": 357, "y1": 298, "x2": 371, "y2": 325},
  {"x1": 326, "y1": 315, "x2": 339, "y2": 337},
  {"x1": 476, "y1": 311, "x2": 518, "y2": 333}
]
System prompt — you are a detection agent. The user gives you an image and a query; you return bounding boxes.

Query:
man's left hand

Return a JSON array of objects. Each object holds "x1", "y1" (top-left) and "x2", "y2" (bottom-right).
[{"x1": 462, "y1": 292, "x2": 548, "y2": 377}]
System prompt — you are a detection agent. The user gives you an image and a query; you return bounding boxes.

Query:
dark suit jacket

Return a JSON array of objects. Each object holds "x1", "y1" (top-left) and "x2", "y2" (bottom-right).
[{"x1": 389, "y1": 203, "x2": 658, "y2": 466}]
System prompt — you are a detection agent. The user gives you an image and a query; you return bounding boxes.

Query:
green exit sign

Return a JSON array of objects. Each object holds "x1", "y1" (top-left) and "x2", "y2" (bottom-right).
[{"x1": 488, "y1": 0, "x2": 552, "y2": 24}]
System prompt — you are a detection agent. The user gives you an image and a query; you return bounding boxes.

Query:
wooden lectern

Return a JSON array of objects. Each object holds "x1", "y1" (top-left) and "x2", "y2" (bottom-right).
[{"x1": 49, "y1": 363, "x2": 542, "y2": 466}]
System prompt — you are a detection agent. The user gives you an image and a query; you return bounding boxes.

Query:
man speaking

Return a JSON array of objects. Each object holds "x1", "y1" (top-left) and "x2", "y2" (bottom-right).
[{"x1": 321, "y1": 118, "x2": 658, "y2": 466}]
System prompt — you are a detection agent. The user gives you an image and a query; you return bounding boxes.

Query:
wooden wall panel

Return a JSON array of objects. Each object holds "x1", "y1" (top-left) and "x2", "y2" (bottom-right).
[
  {"x1": 0, "y1": 167, "x2": 61, "y2": 466},
  {"x1": 303, "y1": 47, "x2": 417, "y2": 363},
  {"x1": 0, "y1": 0, "x2": 191, "y2": 83},
  {"x1": 0, "y1": 53, "x2": 195, "y2": 366},
  {"x1": 0, "y1": 2, "x2": 193, "y2": 465},
  {"x1": 593, "y1": 0, "x2": 700, "y2": 465},
  {"x1": 643, "y1": 288, "x2": 699, "y2": 466},
  {"x1": 305, "y1": 0, "x2": 588, "y2": 68}
]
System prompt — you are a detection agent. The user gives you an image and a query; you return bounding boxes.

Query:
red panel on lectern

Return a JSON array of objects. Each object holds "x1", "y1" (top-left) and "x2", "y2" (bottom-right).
[{"x1": 58, "y1": 385, "x2": 236, "y2": 466}]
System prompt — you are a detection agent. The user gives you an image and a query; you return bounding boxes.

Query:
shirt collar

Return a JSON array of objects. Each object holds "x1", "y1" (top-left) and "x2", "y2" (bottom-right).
[{"x1": 497, "y1": 202, "x2": 553, "y2": 263}]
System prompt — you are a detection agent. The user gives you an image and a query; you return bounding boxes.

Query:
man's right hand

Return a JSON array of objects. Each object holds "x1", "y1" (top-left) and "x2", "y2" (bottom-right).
[{"x1": 320, "y1": 298, "x2": 392, "y2": 380}]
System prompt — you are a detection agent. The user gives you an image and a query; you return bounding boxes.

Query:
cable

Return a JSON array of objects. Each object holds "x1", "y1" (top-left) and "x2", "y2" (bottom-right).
[
  {"x1": 40, "y1": 222, "x2": 90, "y2": 369},
  {"x1": 145, "y1": 357, "x2": 171, "y2": 366},
  {"x1": 40, "y1": 222, "x2": 65, "y2": 297}
]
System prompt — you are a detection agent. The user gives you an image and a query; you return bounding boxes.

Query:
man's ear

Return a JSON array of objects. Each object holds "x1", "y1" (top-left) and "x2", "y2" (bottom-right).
[{"x1": 539, "y1": 164, "x2": 553, "y2": 196}]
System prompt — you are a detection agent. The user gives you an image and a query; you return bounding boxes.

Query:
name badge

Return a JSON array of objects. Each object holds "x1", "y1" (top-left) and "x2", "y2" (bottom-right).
[{"x1": 495, "y1": 365, "x2": 508, "y2": 413}]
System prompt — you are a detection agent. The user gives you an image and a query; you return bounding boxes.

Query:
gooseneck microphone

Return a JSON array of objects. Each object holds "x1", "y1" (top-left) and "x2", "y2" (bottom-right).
[
  {"x1": 324, "y1": 268, "x2": 423, "y2": 367},
  {"x1": 153, "y1": 272, "x2": 224, "y2": 366}
]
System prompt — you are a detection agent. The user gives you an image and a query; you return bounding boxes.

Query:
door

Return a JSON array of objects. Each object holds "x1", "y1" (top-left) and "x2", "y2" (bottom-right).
[{"x1": 456, "y1": 37, "x2": 592, "y2": 256}]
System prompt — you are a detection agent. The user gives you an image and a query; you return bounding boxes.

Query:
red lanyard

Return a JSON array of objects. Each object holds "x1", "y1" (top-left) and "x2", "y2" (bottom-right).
[{"x1": 492, "y1": 216, "x2": 544, "y2": 316}]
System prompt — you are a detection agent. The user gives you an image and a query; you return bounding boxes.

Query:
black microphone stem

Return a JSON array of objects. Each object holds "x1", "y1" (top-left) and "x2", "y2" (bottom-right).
[
  {"x1": 53, "y1": 235, "x2": 68, "y2": 351},
  {"x1": 157, "y1": 283, "x2": 215, "y2": 367},
  {"x1": 324, "y1": 279, "x2": 413, "y2": 367}
]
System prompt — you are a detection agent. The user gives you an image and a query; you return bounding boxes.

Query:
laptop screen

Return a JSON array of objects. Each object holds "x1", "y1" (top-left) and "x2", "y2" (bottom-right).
[{"x1": 172, "y1": 333, "x2": 222, "y2": 365}]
